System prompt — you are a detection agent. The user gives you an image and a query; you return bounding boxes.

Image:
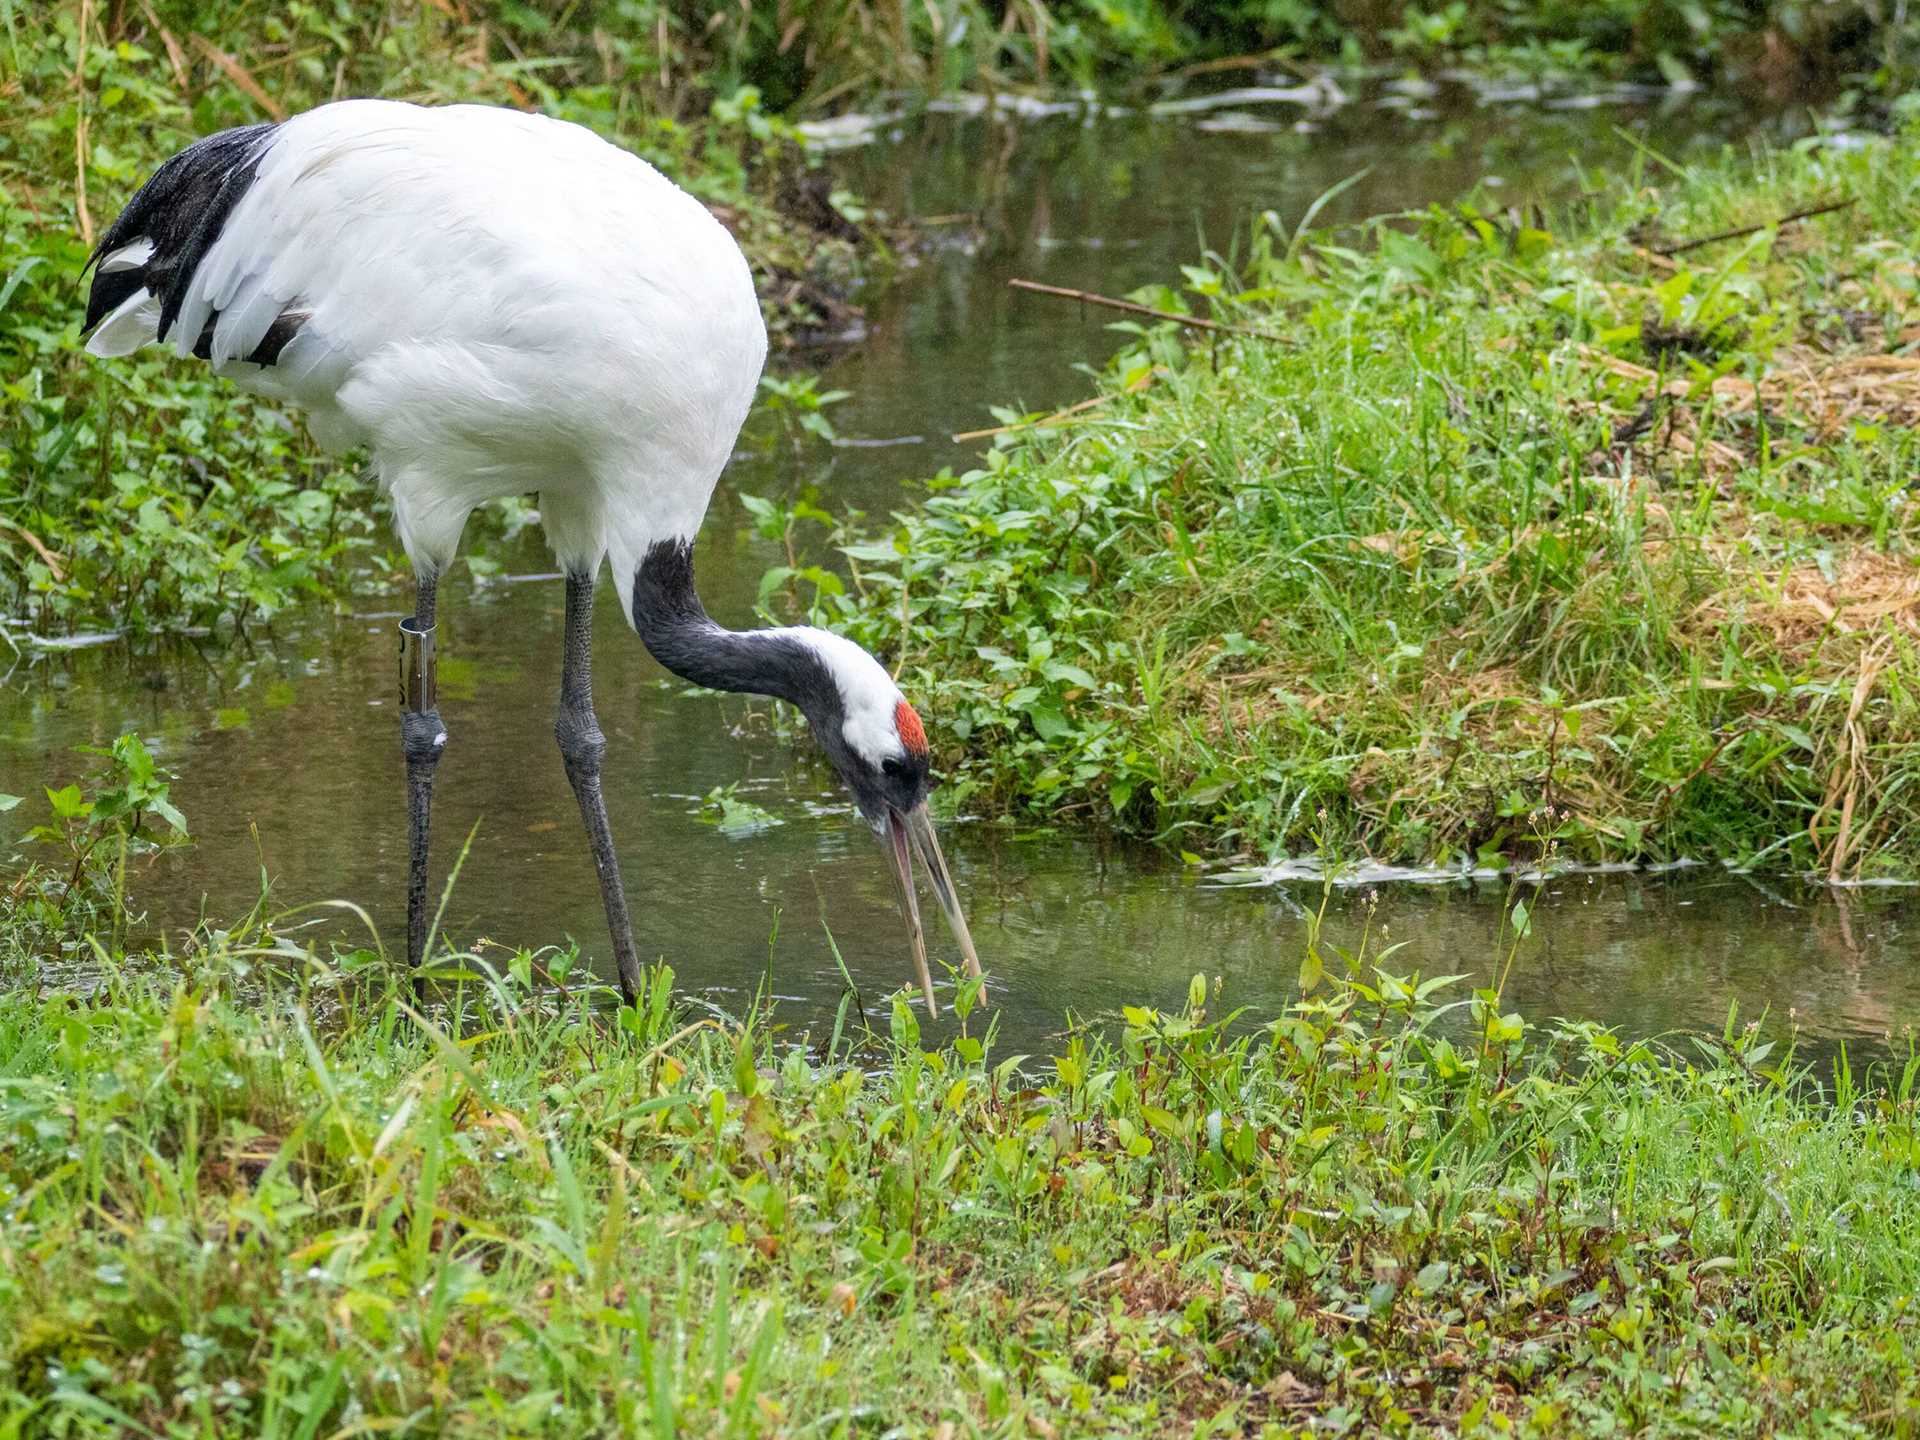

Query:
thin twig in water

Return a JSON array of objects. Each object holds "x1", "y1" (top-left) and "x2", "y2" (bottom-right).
[
  {"x1": 952, "y1": 367, "x2": 1161, "y2": 443},
  {"x1": 1006, "y1": 277, "x2": 1283, "y2": 340},
  {"x1": 1654, "y1": 197, "x2": 1855, "y2": 257},
  {"x1": 1163, "y1": 49, "x2": 1295, "y2": 81}
]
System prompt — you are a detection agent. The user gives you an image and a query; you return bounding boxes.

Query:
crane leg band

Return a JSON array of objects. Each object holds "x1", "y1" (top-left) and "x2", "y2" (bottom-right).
[
  {"x1": 398, "y1": 620, "x2": 447, "y2": 767},
  {"x1": 399, "y1": 618, "x2": 438, "y2": 713}
]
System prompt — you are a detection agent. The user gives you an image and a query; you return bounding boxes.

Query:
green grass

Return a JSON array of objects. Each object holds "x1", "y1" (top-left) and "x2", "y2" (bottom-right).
[
  {"x1": 0, "y1": 898, "x2": 1918, "y2": 1436},
  {"x1": 826, "y1": 127, "x2": 1920, "y2": 878},
  {"x1": 9, "y1": 0, "x2": 1918, "y2": 639}
]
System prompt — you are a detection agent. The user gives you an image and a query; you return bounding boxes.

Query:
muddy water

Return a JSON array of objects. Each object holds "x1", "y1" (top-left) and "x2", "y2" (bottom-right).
[{"x1": 4, "y1": 86, "x2": 1914, "y2": 1062}]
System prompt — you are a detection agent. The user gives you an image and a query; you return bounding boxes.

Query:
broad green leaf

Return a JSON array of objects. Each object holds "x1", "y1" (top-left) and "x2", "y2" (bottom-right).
[{"x1": 1027, "y1": 704, "x2": 1070, "y2": 741}]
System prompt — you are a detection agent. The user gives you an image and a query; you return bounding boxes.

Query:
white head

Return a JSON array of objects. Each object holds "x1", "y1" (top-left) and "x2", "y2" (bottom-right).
[
  {"x1": 777, "y1": 627, "x2": 980, "y2": 1014},
  {"x1": 776, "y1": 628, "x2": 934, "y2": 825}
]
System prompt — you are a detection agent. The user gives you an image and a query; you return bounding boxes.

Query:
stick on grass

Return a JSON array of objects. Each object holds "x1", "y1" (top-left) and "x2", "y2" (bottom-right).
[
  {"x1": 1007, "y1": 277, "x2": 1283, "y2": 341},
  {"x1": 1654, "y1": 197, "x2": 1855, "y2": 257}
]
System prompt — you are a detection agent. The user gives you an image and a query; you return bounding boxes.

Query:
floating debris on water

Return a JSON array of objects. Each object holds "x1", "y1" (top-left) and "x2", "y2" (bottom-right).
[
  {"x1": 17, "y1": 630, "x2": 124, "y2": 650},
  {"x1": 1147, "y1": 81, "x2": 1345, "y2": 116},
  {"x1": 795, "y1": 109, "x2": 906, "y2": 150}
]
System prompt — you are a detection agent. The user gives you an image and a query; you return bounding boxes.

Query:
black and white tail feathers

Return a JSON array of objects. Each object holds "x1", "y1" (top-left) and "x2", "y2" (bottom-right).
[{"x1": 82, "y1": 121, "x2": 292, "y2": 362}]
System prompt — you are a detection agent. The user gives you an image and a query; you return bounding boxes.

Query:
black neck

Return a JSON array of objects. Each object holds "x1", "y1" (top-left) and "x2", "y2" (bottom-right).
[{"x1": 631, "y1": 540, "x2": 836, "y2": 714}]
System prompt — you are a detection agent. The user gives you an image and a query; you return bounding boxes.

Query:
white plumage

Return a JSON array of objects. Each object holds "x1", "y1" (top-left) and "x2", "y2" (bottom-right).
[{"x1": 89, "y1": 100, "x2": 767, "y2": 619}]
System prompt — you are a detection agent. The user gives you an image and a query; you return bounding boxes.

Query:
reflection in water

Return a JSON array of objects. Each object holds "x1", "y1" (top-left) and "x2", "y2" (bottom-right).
[{"x1": 4, "y1": 91, "x2": 1913, "y2": 1063}]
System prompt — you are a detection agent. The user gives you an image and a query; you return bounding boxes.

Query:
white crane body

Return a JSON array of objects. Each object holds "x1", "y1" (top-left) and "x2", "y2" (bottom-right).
[
  {"x1": 83, "y1": 99, "x2": 983, "y2": 1013},
  {"x1": 88, "y1": 99, "x2": 766, "y2": 620}
]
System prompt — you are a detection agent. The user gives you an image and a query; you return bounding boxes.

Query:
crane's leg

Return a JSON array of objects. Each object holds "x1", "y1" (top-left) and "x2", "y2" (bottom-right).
[
  {"x1": 400, "y1": 573, "x2": 448, "y2": 980},
  {"x1": 555, "y1": 569, "x2": 644, "y2": 1006}
]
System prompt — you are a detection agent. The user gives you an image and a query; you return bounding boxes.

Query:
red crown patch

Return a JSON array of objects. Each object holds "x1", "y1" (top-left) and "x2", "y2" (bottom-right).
[{"x1": 894, "y1": 700, "x2": 928, "y2": 756}]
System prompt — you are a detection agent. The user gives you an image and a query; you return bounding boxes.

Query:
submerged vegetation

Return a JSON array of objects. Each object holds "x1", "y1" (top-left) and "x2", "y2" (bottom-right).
[
  {"x1": 831, "y1": 128, "x2": 1920, "y2": 877},
  {"x1": 0, "y1": 902, "x2": 1917, "y2": 1436}
]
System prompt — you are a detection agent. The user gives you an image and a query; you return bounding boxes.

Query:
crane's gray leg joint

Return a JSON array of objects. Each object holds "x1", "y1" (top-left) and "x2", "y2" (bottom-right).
[
  {"x1": 553, "y1": 696, "x2": 606, "y2": 781},
  {"x1": 556, "y1": 571, "x2": 643, "y2": 1007},
  {"x1": 400, "y1": 579, "x2": 447, "y2": 977}
]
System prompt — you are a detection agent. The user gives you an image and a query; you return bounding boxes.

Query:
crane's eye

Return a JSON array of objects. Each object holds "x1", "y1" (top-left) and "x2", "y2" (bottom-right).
[{"x1": 881, "y1": 758, "x2": 905, "y2": 779}]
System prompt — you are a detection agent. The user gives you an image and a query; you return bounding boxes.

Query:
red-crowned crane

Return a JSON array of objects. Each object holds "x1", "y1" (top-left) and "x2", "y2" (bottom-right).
[{"x1": 82, "y1": 99, "x2": 981, "y2": 1014}]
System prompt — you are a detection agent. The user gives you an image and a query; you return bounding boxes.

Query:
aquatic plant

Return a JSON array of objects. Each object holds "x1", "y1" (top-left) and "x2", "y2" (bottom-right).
[{"x1": 1, "y1": 730, "x2": 188, "y2": 951}]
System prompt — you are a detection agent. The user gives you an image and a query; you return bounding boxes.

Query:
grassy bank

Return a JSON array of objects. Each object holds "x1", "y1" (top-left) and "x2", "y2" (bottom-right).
[
  {"x1": 1, "y1": 2, "x2": 874, "y2": 639},
  {"x1": 0, "y1": 907, "x2": 1915, "y2": 1437},
  {"x1": 829, "y1": 128, "x2": 1920, "y2": 878}
]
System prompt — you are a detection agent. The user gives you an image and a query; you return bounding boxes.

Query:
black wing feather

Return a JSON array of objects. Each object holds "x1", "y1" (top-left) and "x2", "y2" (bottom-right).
[{"x1": 83, "y1": 121, "x2": 283, "y2": 346}]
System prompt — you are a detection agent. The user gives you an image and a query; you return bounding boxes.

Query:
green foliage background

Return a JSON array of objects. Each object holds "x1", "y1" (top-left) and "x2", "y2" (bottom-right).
[{"x1": 6, "y1": 1, "x2": 1918, "y2": 638}]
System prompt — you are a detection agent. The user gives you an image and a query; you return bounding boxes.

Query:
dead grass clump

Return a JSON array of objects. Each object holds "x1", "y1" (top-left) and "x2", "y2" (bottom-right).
[
  {"x1": 1186, "y1": 669, "x2": 1315, "y2": 738},
  {"x1": 1756, "y1": 551, "x2": 1920, "y2": 653},
  {"x1": 1573, "y1": 343, "x2": 1920, "y2": 481},
  {"x1": 1419, "y1": 661, "x2": 1531, "y2": 722},
  {"x1": 1650, "y1": 396, "x2": 1748, "y2": 475},
  {"x1": 1760, "y1": 352, "x2": 1920, "y2": 437},
  {"x1": 1813, "y1": 635, "x2": 1898, "y2": 882}
]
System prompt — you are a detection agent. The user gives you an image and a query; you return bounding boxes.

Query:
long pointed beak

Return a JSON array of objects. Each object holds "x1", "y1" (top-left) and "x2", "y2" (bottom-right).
[
  {"x1": 880, "y1": 803, "x2": 986, "y2": 1017},
  {"x1": 880, "y1": 808, "x2": 935, "y2": 1015},
  {"x1": 903, "y1": 804, "x2": 985, "y2": 1000}
]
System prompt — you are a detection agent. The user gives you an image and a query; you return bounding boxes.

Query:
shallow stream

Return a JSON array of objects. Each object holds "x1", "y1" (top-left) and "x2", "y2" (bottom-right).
[{"x1": 5, "y1": 81, "x2": 1913, "y2": 1062}]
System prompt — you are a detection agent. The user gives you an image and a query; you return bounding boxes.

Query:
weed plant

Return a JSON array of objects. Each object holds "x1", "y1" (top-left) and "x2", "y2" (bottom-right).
[{"x1": 0, "y1": 731, "x2": 188, "y2": 965}]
